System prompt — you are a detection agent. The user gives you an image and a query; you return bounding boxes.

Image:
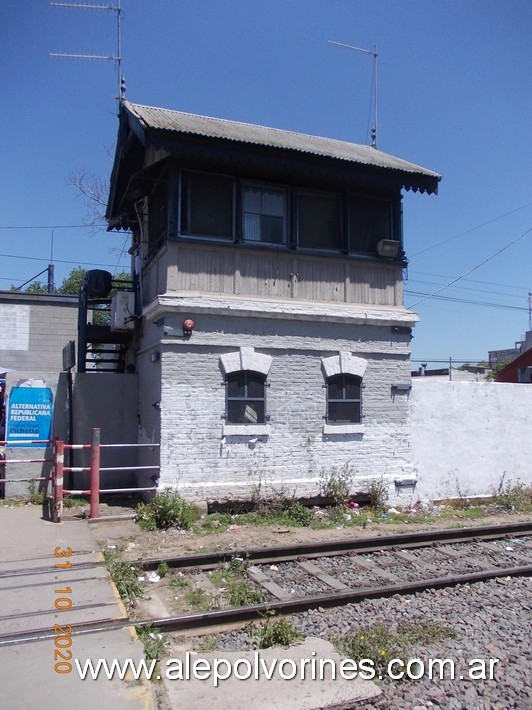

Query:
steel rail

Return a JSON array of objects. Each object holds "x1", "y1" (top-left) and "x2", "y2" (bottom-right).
[
  {"x1": 2, "y1": 562, "x2": 531, "y2": 647},
  {"x1": 0, "y1": 520, "x2": 530, "y2": 580},
  {"x1": 139, "y1": 520, "x2": 532, "y2": 571}
]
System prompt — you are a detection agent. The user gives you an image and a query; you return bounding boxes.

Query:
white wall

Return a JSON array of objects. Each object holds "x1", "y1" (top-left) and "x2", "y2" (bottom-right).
[
  {"x1": 409, "y1": 380, "x2": 532, "y2": 500},
  {"x1": 147, "y1": 297, "x2": 416, "y2": 505}
]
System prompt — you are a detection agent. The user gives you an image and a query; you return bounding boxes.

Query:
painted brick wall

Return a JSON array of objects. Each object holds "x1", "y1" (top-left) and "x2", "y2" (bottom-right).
[
  {"x1": 409, "y1": 380, "x2": 532, "y2": 501},
  {"x1": 149, "y1": 313, "x2": 414, "y2": 505}
]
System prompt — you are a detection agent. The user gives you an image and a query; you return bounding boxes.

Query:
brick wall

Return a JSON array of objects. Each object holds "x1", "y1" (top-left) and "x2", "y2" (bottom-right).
[{"x1": 141, "y1": 310, "x2": 415, "y2": 505}]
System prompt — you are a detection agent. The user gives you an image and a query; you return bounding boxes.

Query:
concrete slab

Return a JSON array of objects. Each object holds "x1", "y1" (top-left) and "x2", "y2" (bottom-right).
[
  {"x1": 163, "y1": 637, "x2": 381, "y2": 709},
  {"x1": 0, "y1": 507, "x2": 152, "y2": 710}
]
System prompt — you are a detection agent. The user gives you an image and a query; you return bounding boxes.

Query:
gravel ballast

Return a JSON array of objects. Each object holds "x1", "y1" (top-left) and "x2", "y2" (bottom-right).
[{"x1": 209, "y1": 576, "x2": 531, "y2": 709}]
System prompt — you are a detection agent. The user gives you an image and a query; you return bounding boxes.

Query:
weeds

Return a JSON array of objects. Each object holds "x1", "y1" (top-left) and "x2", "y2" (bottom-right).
[
  {"x1": 284, "y1": 501, "x2": 313, "y2": 527},
  {"x1": 63, "y1": 496, "x2": 88, "y2": 508},
  {"x1": 320, "y1": 463, "x2": 355, "y2": 507},
  {"x1": 184, "y1": 588, "x2": 219, "y2": 611},
  {"x1": 492, "y1": 474, "x2": 532, "y2": 512},
  {"x1": 135, "y1": 624, "x2": 166, "y2": 662},
  {"x1": 199, "y1": 634, "x2": 220, "y2": 652},
  {"x1": 103, "y1": 549, "x2": 144, "y2": 603},
  {"x1": 170, "y1": 573, "x2": 189, "y2": 590},
  {"x1": 451, "y1": 476, "x2": 472, "y2": 509},
  {"x1": 252, "y1": 618, "x2": 303, "y2": 649},
  {"x1": 28, "y1": 479, "x2": 46, "y2": 505},
  {"x1": 156, "y1": 562, "x2": 169, "y2": 578},
  {"x1": 208, "y1": 555, "x2": 265, "y2": 607},
  {"x1": 335, "y1": 621, "x2": 455, "y2": 678},
  {"x1": 367, "y1": 477, "x2": 389, "y2": 513},
  {"x1": 227, "y1": 579, "x2": 265, "y2": 607},
  {"x1": 135, "y1": 488, "x2": 200, "y2": 531}
]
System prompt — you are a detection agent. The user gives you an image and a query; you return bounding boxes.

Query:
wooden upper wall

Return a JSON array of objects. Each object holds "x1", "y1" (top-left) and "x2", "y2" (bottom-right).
[{"x1": 141, "y1": 241, "x2": 403, "y2": 308}]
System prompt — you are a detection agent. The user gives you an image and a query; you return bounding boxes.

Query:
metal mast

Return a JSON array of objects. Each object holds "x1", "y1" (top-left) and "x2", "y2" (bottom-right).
[
  {"x1": 328, "y1": 40, "x2": 379, "y2": 148},
  {"x1": 50, "y1": 1, "x2": 124, "y2": 104}
]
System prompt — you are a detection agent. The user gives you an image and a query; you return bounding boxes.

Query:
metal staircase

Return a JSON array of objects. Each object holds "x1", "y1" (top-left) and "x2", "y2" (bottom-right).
[{"x1": 77, "y1": 270, "x2": 135, "y2": 373}]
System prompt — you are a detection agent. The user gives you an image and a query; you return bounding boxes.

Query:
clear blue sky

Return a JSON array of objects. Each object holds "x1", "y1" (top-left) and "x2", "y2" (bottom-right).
[{"x1": 2, "y1": 0, "x2": 531, "y2": 364}]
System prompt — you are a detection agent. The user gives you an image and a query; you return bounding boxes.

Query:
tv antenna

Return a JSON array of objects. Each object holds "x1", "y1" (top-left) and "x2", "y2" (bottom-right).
[
  {"x1": 50, "y1": 1, "x2": 125, "y2": 105},
  {"x1": 328, "y1": 40, "x2": 378, "y2": 148}
]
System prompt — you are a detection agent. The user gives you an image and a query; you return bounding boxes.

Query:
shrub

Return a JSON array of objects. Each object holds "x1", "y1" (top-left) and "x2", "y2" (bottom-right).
[
  {"x1": 135, "y1": 488, "x2": 200, "y2": 530},
  {"x1": 285, "y1": 501, "x2": 313, "y2": 527}
]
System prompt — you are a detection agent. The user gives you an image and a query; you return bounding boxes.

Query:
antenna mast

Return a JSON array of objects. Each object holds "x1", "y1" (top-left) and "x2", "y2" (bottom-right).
[
  {"x1": 50, "y1": 1, "x2": 124, "y2": 104},
  {"x1": 328, "y1": 40, "x2": 378, "y2": 148}
]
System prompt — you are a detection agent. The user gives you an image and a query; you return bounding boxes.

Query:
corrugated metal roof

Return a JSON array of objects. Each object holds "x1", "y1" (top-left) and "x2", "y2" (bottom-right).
[{"x1": 123, "y1": 100, "x2": 441, "y2": 183}]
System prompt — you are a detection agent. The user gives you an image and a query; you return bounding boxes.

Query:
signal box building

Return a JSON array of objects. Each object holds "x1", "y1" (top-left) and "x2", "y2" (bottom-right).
[{"x1": 106, "y1": 101, "x2": 440, "y2": 504}]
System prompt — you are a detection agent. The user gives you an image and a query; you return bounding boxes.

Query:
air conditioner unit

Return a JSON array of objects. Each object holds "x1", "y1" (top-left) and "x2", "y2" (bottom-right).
[
  {"x1": 110, "y1": 291, "x2": 135, "y2": 331},
  {"x1": 377, "y1": 239, "x2": 400, "y2": 258}
]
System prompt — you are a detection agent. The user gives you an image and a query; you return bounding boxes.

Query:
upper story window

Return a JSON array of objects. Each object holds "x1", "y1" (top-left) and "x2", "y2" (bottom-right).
[
  {"x1": 226, "y1": 370, "x2": 267, "y2": 424},
  {"x1": 176, "y1": 170, "x2": 399, "y2": 256},
  {"x1": 243, "y1": 184, "x2": 287, "y2": 245},
  {"x1": 180, "y1": 171, "x2": 234, "y2": 239},
  {"x1": 348, "y1": 195, "x2": 393, "y2": 253},
  {"x1": 326, "y1": 374, "x2": 362, "y2": 423},
  {"x1": 297, "y1": 191, "x2": 343, "y2": 250}
]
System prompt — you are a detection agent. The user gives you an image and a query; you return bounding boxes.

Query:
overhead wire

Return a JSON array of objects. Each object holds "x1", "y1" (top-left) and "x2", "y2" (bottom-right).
[
  {"x1": 410, "y1": 201, "x2": 532, "y2": 257},
  {"x1": 408, "y1": 227, "x2": 531, "y2": 309}
]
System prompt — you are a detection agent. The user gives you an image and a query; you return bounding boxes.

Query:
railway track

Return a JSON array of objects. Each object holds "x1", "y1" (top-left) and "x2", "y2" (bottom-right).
[{"x1": 2, "y1": 521, "x2": 531, "y2": 647}]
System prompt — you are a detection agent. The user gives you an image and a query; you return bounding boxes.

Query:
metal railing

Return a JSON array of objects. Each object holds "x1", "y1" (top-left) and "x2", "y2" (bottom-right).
[
  {"x1": 0, "y1": 440, "x2": 54, "y2": 491},
  {"x1": 1, "y1": 430, "x2": 160, "y2": 522}
]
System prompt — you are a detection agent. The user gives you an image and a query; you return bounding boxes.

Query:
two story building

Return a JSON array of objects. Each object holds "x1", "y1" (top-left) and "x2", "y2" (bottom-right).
[{"x1": 106, "y1": 100, "x2": 440, "y2": 505}]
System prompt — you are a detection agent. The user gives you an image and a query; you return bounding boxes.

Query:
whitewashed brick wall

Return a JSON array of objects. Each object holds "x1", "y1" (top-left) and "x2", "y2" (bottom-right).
[
  {"x1": 141, "y1": 309, "x2": 415, "y2": 505},
  {"x1": 409, "y1": 380, "x2": 532, "y2": 501}
]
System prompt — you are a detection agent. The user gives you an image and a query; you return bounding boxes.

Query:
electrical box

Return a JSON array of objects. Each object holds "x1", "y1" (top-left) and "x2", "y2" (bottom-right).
[{"x1": 110, "y1": 291, "x2": 135, "y2": 331}]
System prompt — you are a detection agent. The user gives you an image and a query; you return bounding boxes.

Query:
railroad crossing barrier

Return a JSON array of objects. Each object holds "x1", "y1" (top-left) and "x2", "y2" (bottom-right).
[{"x1": 1, "y1": 429, "x2": 159, "y2": 522}]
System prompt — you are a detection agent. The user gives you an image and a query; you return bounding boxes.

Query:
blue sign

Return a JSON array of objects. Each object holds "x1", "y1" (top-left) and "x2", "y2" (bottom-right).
[{"x1": 6, "y1": 385, "x2": 53, "y2": 447}]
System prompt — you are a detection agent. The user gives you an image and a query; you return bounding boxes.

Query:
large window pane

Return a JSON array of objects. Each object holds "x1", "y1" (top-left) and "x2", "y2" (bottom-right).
[
  {"x1": 348, "y1": 195, "x2": 392, "y2": 253},
  {"x1": 243, "y1": 185, "x2": 286, "y2": 245},
  {"x1": 297, "y1": 192, "x2": 343, "y2": 250},
  {"x1": 181, "y1": 172, "x2": 233, "y2": 238}
]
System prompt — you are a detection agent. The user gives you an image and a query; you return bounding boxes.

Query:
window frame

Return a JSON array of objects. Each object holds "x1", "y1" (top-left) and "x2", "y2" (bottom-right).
[
  {"x1": 179, "y1": 169, "x2": 236, "y2": 241},
  {"x1": 174, "y1": 169, "x2": 401, "y2": 260},
  {"x1": 347, "y1": 192, "x2": 396, "y2": 255},
  {"x1": 296, "y1": 188, "x2": 345, "y2": 252},
  {"x1": 224, "y1": 369, "x2": 268, "y2": 425},
  {"x1": 241, "y1": 181, "x2": 288, "y2": 246},
  {"x1": 325, "y1": 373, "x2": 363, "y2": 424}
]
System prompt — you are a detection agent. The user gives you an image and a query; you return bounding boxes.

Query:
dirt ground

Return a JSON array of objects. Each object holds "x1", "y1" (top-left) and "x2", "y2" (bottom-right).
[{"x1": 84, "y1": 507, "x2": 532, "y2": 562}]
